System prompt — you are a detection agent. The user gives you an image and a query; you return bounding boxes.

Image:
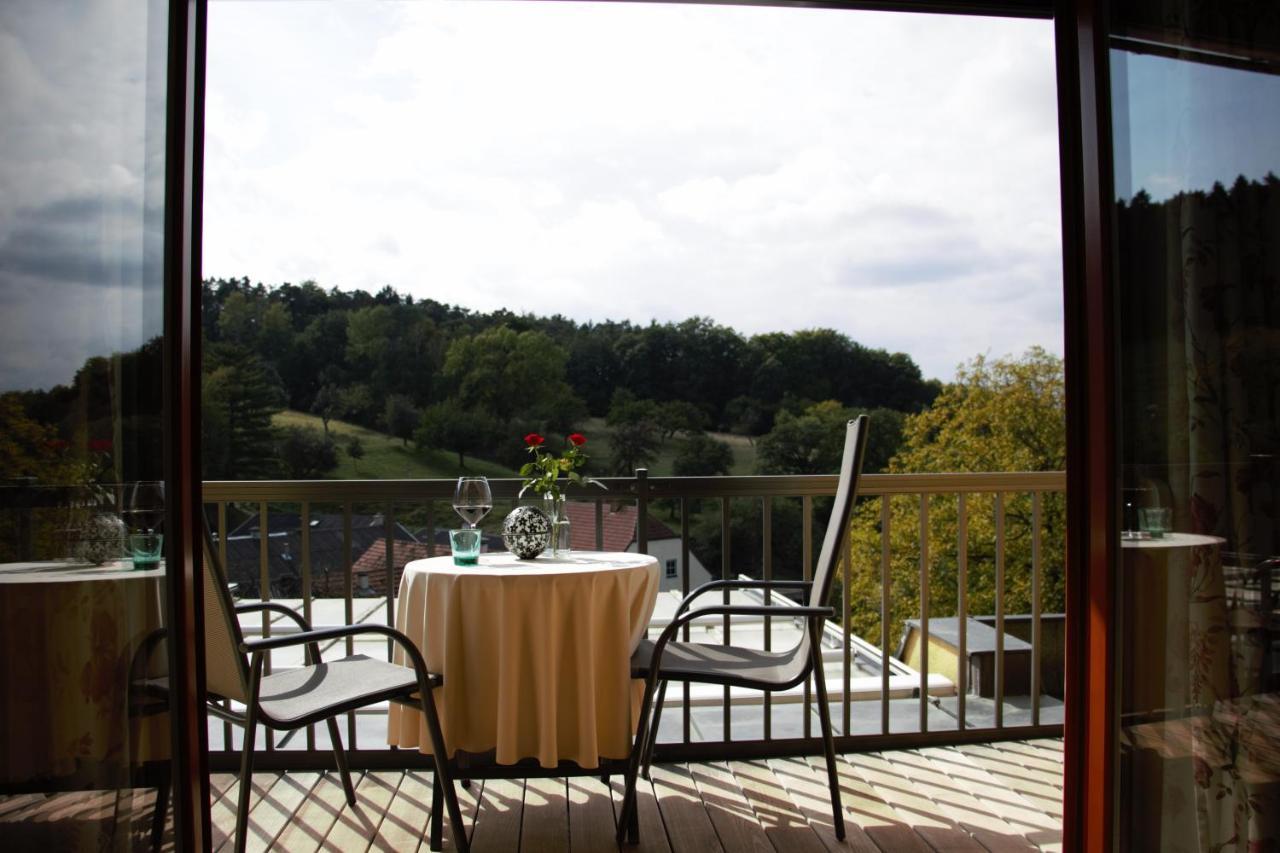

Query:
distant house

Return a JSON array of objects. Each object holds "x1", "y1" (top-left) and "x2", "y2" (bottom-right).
[
  {"x1": 213, "y1": 511, "x2": 419, "y2": 599},
  {"x1": 335, "y1": 501, "x2": 713, "y2": 598}
]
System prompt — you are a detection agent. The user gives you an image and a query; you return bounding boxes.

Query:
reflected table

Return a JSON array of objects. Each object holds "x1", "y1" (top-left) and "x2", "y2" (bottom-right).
[{"x1": 0, "y1": 561, "x2": 167, "y2": 788}]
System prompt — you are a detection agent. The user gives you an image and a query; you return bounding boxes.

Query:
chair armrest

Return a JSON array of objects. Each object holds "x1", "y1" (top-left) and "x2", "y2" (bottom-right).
[
  {"x1": 675, "y1": 579, "x2": 812, "y2": 618},
  {"x1": 235, "y1": 601, "x2": 313, "y2": 633}
]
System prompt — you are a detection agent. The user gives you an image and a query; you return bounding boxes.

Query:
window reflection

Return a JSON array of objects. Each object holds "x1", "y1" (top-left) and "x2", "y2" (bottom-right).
[{"x1": 1112, "y1": 24, "x2": 1280, "y2": 852}]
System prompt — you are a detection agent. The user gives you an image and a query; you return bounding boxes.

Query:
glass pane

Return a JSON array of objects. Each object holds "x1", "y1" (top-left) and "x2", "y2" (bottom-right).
[
  {"x1": 0, "y1": 1, "x2": 174, "y2": 847},
  {"x1": 1110, "y1": 7, "x2": 1280, "y2": 849}
]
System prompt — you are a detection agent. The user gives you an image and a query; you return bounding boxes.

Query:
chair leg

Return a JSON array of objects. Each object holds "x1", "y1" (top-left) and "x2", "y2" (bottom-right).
[
  {"x1": 811, "y1": 645, "x2": 846, "y2": 841},
  {"x1": 421, "y1": 693, "x2": 471, "y2": 853},
  {"x1": 150, "y1": 765, "x2": 170, "y2": 851},
  {"x1": 616, "y1": 677, "x2": 657, "y2": 845},
  {"x1": 640, "y1": 680, "x2": 668, "y2": 780},
  {"x1": 430, "y1": 779, "x2": 444, "y2": 852},
  {"x1": 235, "y1": 715, "x2": 259, "y2": 853},
  {"x1": 326, "y1": 716, "x2": 357, "y2": 806}
]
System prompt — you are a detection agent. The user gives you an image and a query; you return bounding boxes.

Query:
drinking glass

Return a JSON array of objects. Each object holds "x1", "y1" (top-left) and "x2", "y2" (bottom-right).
[
  {"x1": 124, "y1": 480, "x2": 165, "y2": 534},
  {"x1": 453, "y1": 477, "x2": 492, "y2": 529}
]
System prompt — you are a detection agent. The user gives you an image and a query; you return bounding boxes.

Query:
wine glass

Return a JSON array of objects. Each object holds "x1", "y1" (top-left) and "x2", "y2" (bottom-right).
[
  {"x1": 124, "y1": 480, "x2": 166, "y2": 534},
  {"x1": 453, "y1": 477, "x2": 492, "y2": 529}
]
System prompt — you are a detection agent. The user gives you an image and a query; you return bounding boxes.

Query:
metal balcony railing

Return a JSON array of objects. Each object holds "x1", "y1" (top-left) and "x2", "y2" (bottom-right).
[{"x1": 201, "y1": 470, "x2": 1066, "y2": 769}]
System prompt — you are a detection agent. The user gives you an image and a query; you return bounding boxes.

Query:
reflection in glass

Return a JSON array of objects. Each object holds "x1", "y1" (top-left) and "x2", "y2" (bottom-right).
[
  {"x1": 0, "y1": 1, "x2": 173, "y2": 847},
  {"x1": 1111, "y1": 9, "x2": 1280, "y2": 848}
]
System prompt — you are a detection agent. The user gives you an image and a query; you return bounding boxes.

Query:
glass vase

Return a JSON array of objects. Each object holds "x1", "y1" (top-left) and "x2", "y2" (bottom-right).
[{"x1": 542, "y1": 492, "x2": 571, "y2": 557}]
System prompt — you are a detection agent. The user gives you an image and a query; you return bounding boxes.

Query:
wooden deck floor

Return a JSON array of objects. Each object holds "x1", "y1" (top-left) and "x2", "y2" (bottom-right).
[{"x1": 2, "y1": 739, "x2": 1063, "y2": 852}]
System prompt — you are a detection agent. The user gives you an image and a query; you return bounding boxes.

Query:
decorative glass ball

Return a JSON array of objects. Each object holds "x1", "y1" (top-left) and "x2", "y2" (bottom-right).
[{"x1": 502, "y1": 505, "x2": 551, "y2": 560}]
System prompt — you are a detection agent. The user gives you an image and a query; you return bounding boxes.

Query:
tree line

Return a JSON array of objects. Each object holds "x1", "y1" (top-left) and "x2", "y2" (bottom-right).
[{"x1": 199, "y1": 277, "x2": 941, "y2": 479}]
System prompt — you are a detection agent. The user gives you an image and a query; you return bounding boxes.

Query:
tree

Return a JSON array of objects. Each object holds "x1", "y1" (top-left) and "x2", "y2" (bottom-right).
[
  {"x1": 844, "y1": 348, "x2": 1066, "y2": 646},
  {"x1": 756, "y1": 400, "x2": 855, "y2": 475},
  {"x1": 657, "y1": 400, "x2": 708, "y2": 441},
  {"x1": 346, "y1": 436, "x2": 365, "y2": 473},
  {"x1": 673, "y1": 433, "x2": 734, "y2": 477},
  {"x1": 608, "y1": 420, "x2": 662, "y2": 475},
  {"x1": 415, "y1": 400, "x2": 499, "y2": 469},
  {"x1": 384, "y1": 395, "x2": 419, "y2": 446},
  {"x1": 444, "y1": 325, "x2": 583, "y2": 423},
  {"x1": 311, "y1": 384, "x2": 342, "y2": 438},
  {"x1": 202, "y1": 345, "x2": 285, "y2": 480},
  {"x1": 278, "y1": 427, "x2": 338, "y2": 479}
]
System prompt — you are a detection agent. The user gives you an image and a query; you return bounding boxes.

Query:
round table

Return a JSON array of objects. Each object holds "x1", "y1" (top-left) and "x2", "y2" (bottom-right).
[
  {"x1": 386, "y1": 551, "x2": 660, "y2": 769},
  {"x1": 0, "y1": 561, "x2": 167, "y2": 786}
]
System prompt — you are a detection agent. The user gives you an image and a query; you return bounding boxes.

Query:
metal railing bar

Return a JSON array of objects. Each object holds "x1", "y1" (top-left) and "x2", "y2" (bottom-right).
[
  {"x1": 595, "y1": 499, "x2": 604, "y2": 551},
  {"x1": 1031, "y1": 491, "x2": 1042, "y2": 727},
  {"x1": 201, "y1": 471, "x2": 1066, "y2": 503},
  {"x1": 802, "y1": 494, "x2": 813, "y2": 741},
  {"x1": 385, "y1": 506, "x2": 396, "y2": 664},
  {"x1": 918, "y1": 493, "x2": 929, "y2": 734},
  {"x1": 343, "y1": 501, "x2": 355, "y2": 748},
  {"x1": 217, "y1": 503, "x2": 232, "y2": 752},
  {"x1": 636, "y1": 468, "x2": 649, "y2": 556},
  {"x1": 425, "y1": 504, "x2": 435, "y2": 558},
  {"x1": 301, "y1": 501, "x2": 315, "y2": 752},
  {"x1": 681, "y1": 498, "x2": 691, "y2": 745},
  {"x1": 722, "y1": 496, "x2": 731, "y2": 741},
  {"x1": 259, "y1": 502, "x2": 275, "y2": 751},
  {"x1": 994, "y1": 492, "x2": 1006, "y2": 731},
  {"x1": 763, "y1": 496, "x2": 773, "y2": 741},
  {"x1": 957, "y1": 494, "x2": 968, "y2": 732},
  {"x1": 879, "y1": 495, "x2": 890, "y2": 736},
  {"x1": 842, "y1": 514, "x2": 852, "y2": 737}
]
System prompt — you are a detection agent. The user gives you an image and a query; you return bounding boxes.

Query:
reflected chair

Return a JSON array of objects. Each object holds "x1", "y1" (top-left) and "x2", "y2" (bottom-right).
[
  {"x1": 198, "y1": 528, "x2": 470, "y2": 853},
  {"x1": 617, "y1": 415, "x2": 869, "y2": 844}
]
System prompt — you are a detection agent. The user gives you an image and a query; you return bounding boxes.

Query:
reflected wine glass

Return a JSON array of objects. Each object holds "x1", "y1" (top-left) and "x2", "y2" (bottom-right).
[
  {"x1": 124, "y1": 480, "x2": 165, "y2": 534},
  {"x1": 453, "y1": 477, "x2": 492, "y2": 529}
]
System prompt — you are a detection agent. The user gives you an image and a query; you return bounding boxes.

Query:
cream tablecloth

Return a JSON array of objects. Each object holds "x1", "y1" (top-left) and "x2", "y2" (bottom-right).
[{"x1": 386, "y1": 551, "x2": 660, "y2": 769}]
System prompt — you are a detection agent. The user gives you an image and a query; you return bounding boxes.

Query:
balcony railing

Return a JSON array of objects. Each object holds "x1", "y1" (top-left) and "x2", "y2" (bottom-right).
[{"x1": 201, "y1": 470, "x2": 1065, "y2": 769}]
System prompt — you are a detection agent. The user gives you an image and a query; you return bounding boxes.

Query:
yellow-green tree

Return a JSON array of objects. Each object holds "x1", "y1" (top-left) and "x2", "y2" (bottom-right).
[{"x1": 844, "y1": 348, "x2": 1066, "y2": 647}]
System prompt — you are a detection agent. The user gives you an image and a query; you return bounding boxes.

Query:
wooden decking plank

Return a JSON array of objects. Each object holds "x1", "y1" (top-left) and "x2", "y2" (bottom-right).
[
  {"x1": 863, "y1": 823, "x2": 937, "y2": 853},
  {"x1": 875, "y1": 747, "x2": 1034, "y2": 840},
  {"x1": 727, "y1": 760, "x2": 827, "y2": 853},
  {"x1": 324, "y1": 770, "x2": 402, "y2": 851},
  {"x1": 975, "y1": 743, "x2": 1062, "y2": 777},
  {"x1": 918, "y1": 748, "x2": 1059, "y2": 842},
  {"x1": 469, "y1": 778, "x2": 525, "y2": 853},
  {"x1": 842, "y1": 752, "x2": 952, "y2": 831},
  {"x1": 272, "y1": 771, "x2": 351, "y2": 850},
  {"x1": 520, "y1": 777, "x2": 570, "y2": 853},
  {"x1": 914, "y1": 824, "x2": 990, "y2": 852},
  {"x1": 368, "y1": 771, "x2": 426, "y2": 853},
  {"x1": 648, "y1": 764, "x2": 723, "y2": 853},
  {"x1": 764, "y1": 756, "x2": 879, "y2": 853},
  {"x1": 568, "y1": 776, "x2": 621, "y2": 853},
  {"x1": 0, "y1": 794, "x2": 47, "y2": 820},
  {"x1": 687, "y1": 761, "x2": 773, "y2": 853},
  {"x1": 240, "y1": 771, "x2": 321, "y2": 853},
  {"x1": 958, "y1": 750, "x2": 1063, "y2": 819}
]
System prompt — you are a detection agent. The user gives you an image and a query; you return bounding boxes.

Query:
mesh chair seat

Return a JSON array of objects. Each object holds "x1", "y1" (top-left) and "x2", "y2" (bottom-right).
[
  {"x1": 631, "y1": 639, "x2": 807, "y2": 689},
  {"x1": 257, "y1": 654, "x2": 436, "y2": 726}
]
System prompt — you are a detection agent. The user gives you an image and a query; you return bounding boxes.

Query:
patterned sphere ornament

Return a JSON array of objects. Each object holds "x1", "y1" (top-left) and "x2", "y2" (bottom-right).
[{"x1": 502, "y1": 505, "x2": 552, "y2": 560}]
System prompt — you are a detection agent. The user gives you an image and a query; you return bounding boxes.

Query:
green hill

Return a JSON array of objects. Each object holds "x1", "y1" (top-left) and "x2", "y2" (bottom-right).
[
  {"x1": 577, "y1": 418, "x2": 757, "y2": 477},
  {"x1": 273, "y1": 410, "x2": 516, "y2": 480}
]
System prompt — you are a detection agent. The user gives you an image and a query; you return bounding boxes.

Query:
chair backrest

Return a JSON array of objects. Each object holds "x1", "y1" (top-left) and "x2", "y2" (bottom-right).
[
  {"x1": 808, "y1": 415, "x2": 871, "y2": 613},
  {"x1": 202, "y1": 526, "x2": 250, "y2": 702}
]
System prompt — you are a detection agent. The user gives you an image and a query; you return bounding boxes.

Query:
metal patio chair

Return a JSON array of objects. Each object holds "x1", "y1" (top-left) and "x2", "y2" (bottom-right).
[
  {"x1": 617, "y1": 415, "x2": 869, "y2": 844},
  {"x1": 198, "y1": 527, "x2": 470, "y2": 853}
]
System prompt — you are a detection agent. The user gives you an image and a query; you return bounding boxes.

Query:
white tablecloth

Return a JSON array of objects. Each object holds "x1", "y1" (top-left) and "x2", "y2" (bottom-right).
[{"x1": 386, "y1": 551, "x2": 660, "y2": 769}]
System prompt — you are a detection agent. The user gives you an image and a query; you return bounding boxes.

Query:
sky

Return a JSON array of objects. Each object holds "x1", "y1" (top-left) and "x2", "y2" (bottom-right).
[{"x1": 201, "y1": 1, "x2": 1066, "y2": 383}]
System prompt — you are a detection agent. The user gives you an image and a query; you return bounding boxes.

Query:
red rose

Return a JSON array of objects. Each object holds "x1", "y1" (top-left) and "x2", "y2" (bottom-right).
[
  {"x1": 524, "y1": 433, "x2": 545, "y2": 447},
  {"x1": 88, "y1": 438, "x2": 113, "y2": 452},
  {"x1": 568, "y1": 433, "x2": 587, "y2": 447}
]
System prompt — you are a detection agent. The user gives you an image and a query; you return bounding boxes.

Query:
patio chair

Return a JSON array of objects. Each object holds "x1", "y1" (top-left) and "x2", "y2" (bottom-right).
[
  {"x1": 198, "y1": 527, "x2": 471, "y2": 853},
  {"x1": 617, "y1": 415, "x2": 869, "y2": 844}
]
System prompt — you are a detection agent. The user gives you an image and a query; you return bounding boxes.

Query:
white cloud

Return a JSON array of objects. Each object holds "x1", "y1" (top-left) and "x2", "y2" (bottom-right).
[{"x1": 203, "y1": 1, "x2": 1063, "y2": 381}]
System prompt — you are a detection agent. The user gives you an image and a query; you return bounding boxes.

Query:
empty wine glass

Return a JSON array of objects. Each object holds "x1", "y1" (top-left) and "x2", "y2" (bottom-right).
[
  {"x1": 453, "y1": 477, "x2": 492, "y2": 529},
  {"x1": 124, "y1": 480, "x2": 165, "y2": 534}
]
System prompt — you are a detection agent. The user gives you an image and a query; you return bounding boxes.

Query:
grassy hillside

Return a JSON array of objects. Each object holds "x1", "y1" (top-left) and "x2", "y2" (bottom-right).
[
  {"x1": 273, "y1": 410, "x2": 516, "y2": 480},
  {"x1": 577, "y1": 418, "x2": 757, "y2": 477}
]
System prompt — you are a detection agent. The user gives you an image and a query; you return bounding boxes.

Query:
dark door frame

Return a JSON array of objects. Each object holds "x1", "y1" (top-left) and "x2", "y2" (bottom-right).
[{"x1": 167, "y1": 1, "x2": 1112, "y2": 849}]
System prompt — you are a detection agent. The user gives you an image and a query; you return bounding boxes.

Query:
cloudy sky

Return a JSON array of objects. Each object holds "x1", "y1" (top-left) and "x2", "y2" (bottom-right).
[{"x1": 203, "y1": 1, "x2": 1065, "y2": 383}]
